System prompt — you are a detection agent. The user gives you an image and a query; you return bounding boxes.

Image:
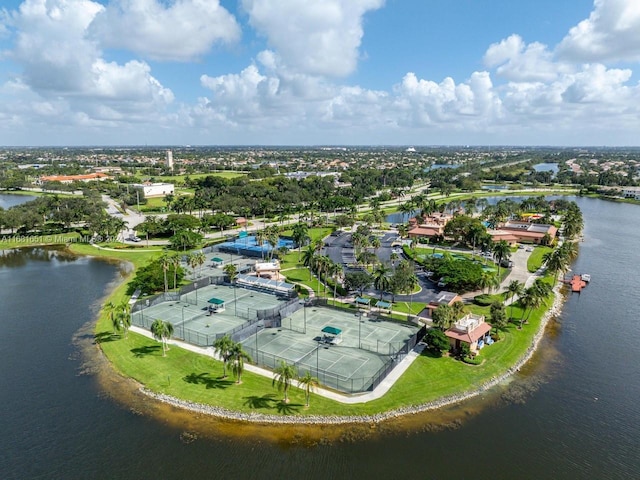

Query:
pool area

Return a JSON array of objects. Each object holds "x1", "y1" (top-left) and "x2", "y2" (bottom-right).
[{"x1": 218, "y1": 235, "x2": 295, "y2": 257}]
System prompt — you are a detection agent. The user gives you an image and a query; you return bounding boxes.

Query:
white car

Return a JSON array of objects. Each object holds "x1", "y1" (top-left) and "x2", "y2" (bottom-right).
[{"x1": 526, "y1": 247, "x2": 533, "y2": 252}]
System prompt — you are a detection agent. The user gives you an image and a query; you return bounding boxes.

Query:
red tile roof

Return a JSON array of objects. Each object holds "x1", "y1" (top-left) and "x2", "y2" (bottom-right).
[{"x1": 445, "y1": 322, "x2": 492, "y2": 344}]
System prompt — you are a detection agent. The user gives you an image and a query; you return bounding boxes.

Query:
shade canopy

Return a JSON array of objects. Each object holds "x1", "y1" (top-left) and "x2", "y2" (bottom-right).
[
  {"x1": 211, "y1": 257, "x2": 224, "y2": 263},
  {"x1": 207, "y1": 297, "x2": 225, "y2": 305},
  {"x1": 375, "y1": 300, "x2": 392, "y2": 309},
  {"x1": 354, "y1": 297, "x2": 371, "y2": 305},
  {"x1": 321, "y1": 326, "x2": 342, "y2": 335}
]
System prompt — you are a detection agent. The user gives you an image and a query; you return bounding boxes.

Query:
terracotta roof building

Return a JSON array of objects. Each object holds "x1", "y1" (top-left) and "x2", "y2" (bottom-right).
[
  {"x1": 445, "y1": 313, "x2": 492, "y2": 353},
  {"x1": 38, "y1": 173, "x2": 111, "y2": 184}
]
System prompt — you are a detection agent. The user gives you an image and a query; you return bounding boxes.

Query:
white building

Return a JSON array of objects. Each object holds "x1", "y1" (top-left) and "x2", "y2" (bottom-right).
[
  {"x1": 166, "y1": 150, "x2": 174, "y2": 171},
  {"x1": 133, "y1": 182, "x2": 174, "y2": 198},
  {"x1": 622, "y1": 187, "x2": 640, "y2": 200}
]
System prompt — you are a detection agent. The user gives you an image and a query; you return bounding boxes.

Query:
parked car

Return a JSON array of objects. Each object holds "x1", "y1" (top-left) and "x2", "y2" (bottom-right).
[{"x1": 526, "y1": 247, "x2": 533, "y2": 252}]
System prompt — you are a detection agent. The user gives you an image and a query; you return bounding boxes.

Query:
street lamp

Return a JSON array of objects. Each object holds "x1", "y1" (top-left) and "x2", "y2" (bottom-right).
[
  {"x1": 194, "y1": 282, "x2": 198, "y2": 304},
  {"x1": 358, "y1": 310, "x2": 363, "y2": 349}
]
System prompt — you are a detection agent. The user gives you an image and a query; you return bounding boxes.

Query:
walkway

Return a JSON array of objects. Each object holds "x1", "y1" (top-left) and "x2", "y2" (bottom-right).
[{"x1": 129, "y1": 325, "x2": 425, "y2": 404}]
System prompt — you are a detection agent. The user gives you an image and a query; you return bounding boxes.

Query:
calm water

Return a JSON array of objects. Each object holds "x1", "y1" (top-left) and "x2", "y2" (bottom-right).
[
  {"x1": 0, "y1": 193, "x2": 37, "y2": 209},
  {"x1": 533, "y1": 163, "x2": 560, "y2": 174},
  {"x1": 1, "y1": 197, "x2": 639, "y2": 480}
]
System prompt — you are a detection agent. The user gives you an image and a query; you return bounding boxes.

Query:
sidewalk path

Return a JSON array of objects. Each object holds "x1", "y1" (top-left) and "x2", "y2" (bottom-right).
[{"x1": 129, "y1": 325, "x2": 424, "y2": 404}]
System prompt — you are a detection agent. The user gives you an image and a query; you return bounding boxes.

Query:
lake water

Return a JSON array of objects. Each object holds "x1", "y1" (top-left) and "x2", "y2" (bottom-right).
[
  {"x1": 533, "y1": 163, "x2": 559, "y2": 174},
  {"x1": 0, "y1": 193, "x2": 37, "y2": 209},
  {"x1": 1, "y1": 197, "x2": 639, "y2": 479}
]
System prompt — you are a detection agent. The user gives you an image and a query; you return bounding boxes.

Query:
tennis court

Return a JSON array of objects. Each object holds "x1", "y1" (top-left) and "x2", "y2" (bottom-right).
[
  {"x1": 282, "y1": 305, "x2": 419, "y2": 354},
  {"x1": 181, "y1": 284, "x2": 286, "y2": 317},
  {"x1": 241, "y1": 305, "x2": 420, "y2": 393},
  {"x1": 132, "y1": 299, "x2": 248, "y2": 345}
]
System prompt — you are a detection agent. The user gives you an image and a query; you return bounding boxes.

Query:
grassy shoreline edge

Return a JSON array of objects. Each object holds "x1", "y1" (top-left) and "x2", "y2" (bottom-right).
[{"x1": 55, "y1": 241, "x2": 566, "y2": 425}]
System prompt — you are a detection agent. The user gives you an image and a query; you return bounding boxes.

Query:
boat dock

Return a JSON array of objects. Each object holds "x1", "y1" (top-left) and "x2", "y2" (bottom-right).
[{"x1": 563, "y1": 274, "x2": 589, "y2": 292}]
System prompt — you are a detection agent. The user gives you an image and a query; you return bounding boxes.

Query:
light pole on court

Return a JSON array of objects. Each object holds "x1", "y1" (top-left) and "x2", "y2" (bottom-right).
[
  {"x1": 194, "y1": 282, "x2": 198, "y2": 304},
  {"x1": 358, "y1": 310, "x2": 362, "y2": 349}
]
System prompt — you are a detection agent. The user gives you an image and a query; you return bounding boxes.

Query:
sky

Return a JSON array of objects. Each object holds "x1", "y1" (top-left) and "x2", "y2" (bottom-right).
[{"x1": 1, "y1": 0, "x2": 640, "y2": 147}]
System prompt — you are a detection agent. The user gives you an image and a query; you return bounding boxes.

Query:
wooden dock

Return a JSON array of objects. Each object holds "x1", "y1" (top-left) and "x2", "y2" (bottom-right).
[{"x1": 569, "y1": 274, "x2": 587, "y2": 292}]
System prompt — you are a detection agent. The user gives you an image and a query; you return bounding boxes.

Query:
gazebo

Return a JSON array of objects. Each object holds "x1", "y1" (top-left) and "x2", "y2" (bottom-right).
[
  {"x1": 211, "y1": 257, "x2": 224, "y2": 268},
  {"x1": 354, "y1": 297, "x2": 371, "y2": 309},
  {"x1": 207, "y1": 297, "x2": 225, "y2": 314},
  {"x1": 321, "y1": 326, "x2": 343, "y2": 345}
]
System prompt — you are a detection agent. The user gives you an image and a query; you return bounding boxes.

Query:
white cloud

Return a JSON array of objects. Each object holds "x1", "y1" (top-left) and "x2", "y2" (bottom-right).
[
  {"x1": 91, "y1": 0, "x2": 241, "y2": 62},
  {"x1": 484, "y1": 34, "x2": 565, "y2": 82},
  {"x1": 241, "y1": 0, "x2": 384, "y2": 77},
  {"x1": 393, "y1": 71, "x2": 502, "y2": 127},
  {"x1": 0, "y1": 0, "x2": 174, "y2": 136},
  {"x1": 557, "y1": 0, "x2": 640, "y2": 62}
]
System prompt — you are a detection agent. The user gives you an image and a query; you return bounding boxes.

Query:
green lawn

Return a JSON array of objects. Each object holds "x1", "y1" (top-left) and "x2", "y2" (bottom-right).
[
  {"x1": 283, "y1": 267, "x2": 326, "y2": 296},
  {"x1": 94, "y1": 291, "x2": 551, "y2": 416},
  {"x1": 527, "y1": 246, "x2": 553, "y2": 273},
  {"x1": 155, "y1": 172, "x2": 246, "y2": 185},
  {"x1": 280, "y1": 227, "x2": 332, "y2": 243}
]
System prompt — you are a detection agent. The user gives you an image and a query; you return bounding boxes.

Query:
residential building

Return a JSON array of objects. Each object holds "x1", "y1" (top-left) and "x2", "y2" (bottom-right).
[{"x1": 444, "y1": 313, "x2": 492, "y2": 353}]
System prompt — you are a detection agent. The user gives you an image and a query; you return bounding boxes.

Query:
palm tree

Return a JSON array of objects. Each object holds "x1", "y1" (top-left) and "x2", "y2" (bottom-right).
[
  {"x1": 301, "y1": 245, "x2": 316, "y2": 281},
  {"x1": 399, "y1": 200, "x2": 415, "y2": 223},
  {"x1": 492, "y1": 240, "x2": 511, "y2": 277},
  {"x1": 159, "y1": 253, "x2": 171, "y2": 293},
  {"x1": 272, "y1": 360, "x2": 297, "y2": 403},
  {"x1": 292, "y1": 222, "x2": 309, "y2": 260},
  {"x1": 187, "y1": 252, "x2": 198, "y2": 278},
  {"x1": 451, "y1": 300, "x2": 466, "y2": 320},
  {"x1": 227, "y1": 342, "x2": 252, "y2": 384},
  {"x1": 104, "y1": 301, "x2": 119, "y2": 334},
  {"x1": 223, "y1": 263, "x2": 238, "y2": 283},
  {"x1": 505, "y1": 280, "x2": 525, "y2": 320},
  {"x1": 150, "y1": 319, "x2": 173, "y2": 356},
  {"x1": 255, "y1": 229, "x2": 267, "y2": 259},
  {"x1": 328, "y1": 261, "x2": 343, "y2": 306},
  {"x1": 407, "y1": 273, "x2": 419, "y2": 316},
  {"x1": 117, "y1": 300, "x2": 131, "y2": 338},
  {"x1": 490, "y1": 301, "x2": 508, "y2": 339},
  {"x1": 298, "y1": 371, "x2": 319, "y2": 407},
  {"x1": 171, "y1": 254, "x2": 181, "y2": 290},
  {"x1": 213, "y1": 334, "x2": 235, "y2": 378},
  {"x1": 373, "y1": 263, "x2": 391, "y2": 301},
  {"x1": 432, "y1": 304, "x2": 453, "y2": 330}
]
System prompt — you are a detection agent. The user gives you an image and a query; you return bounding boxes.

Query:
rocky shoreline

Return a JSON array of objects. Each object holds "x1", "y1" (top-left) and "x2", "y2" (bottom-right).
[{"x1": 140, "y1": 285, "x2": 565, "y2": 425}]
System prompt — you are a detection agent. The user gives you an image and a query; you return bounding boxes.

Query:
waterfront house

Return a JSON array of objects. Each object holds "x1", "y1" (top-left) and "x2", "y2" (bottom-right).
[{"x1": 444, "y1": 313, "x2": 492, "y2": 353}]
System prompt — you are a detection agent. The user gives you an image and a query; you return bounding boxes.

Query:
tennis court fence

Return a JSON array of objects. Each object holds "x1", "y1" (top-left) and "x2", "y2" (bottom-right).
[
  {"x1": 242, "y1": 343, "x2": 398, "y2": 394},
  {"x1": 132, "y1": 311, "x2": 215, "y2": 347}
]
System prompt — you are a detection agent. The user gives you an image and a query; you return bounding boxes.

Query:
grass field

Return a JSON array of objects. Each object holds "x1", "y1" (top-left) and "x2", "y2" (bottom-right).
[
  {"x1": 94, "y1": 285, "x2": 553, "y2": 416},
  {"x1": 153, "y1": 172, "x2": 247, "y2": 185},
  {"x1": 527, "y1": 246, "x2": 553, "y2": 272}
]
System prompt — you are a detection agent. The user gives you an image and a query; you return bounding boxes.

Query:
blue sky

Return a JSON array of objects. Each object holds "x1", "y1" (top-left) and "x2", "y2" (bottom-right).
[{"x1": 1, "y1": 0, "x2": 640, "y2": 146}]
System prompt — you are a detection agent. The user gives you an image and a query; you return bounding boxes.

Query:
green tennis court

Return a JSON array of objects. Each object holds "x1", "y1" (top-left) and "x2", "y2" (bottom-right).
[
  {"x1": 241, "y1": 305, "x2": 420, "y2": 393},
  {"x1": 181, "y1": 284, "x2": 285, "y2": 314}
]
